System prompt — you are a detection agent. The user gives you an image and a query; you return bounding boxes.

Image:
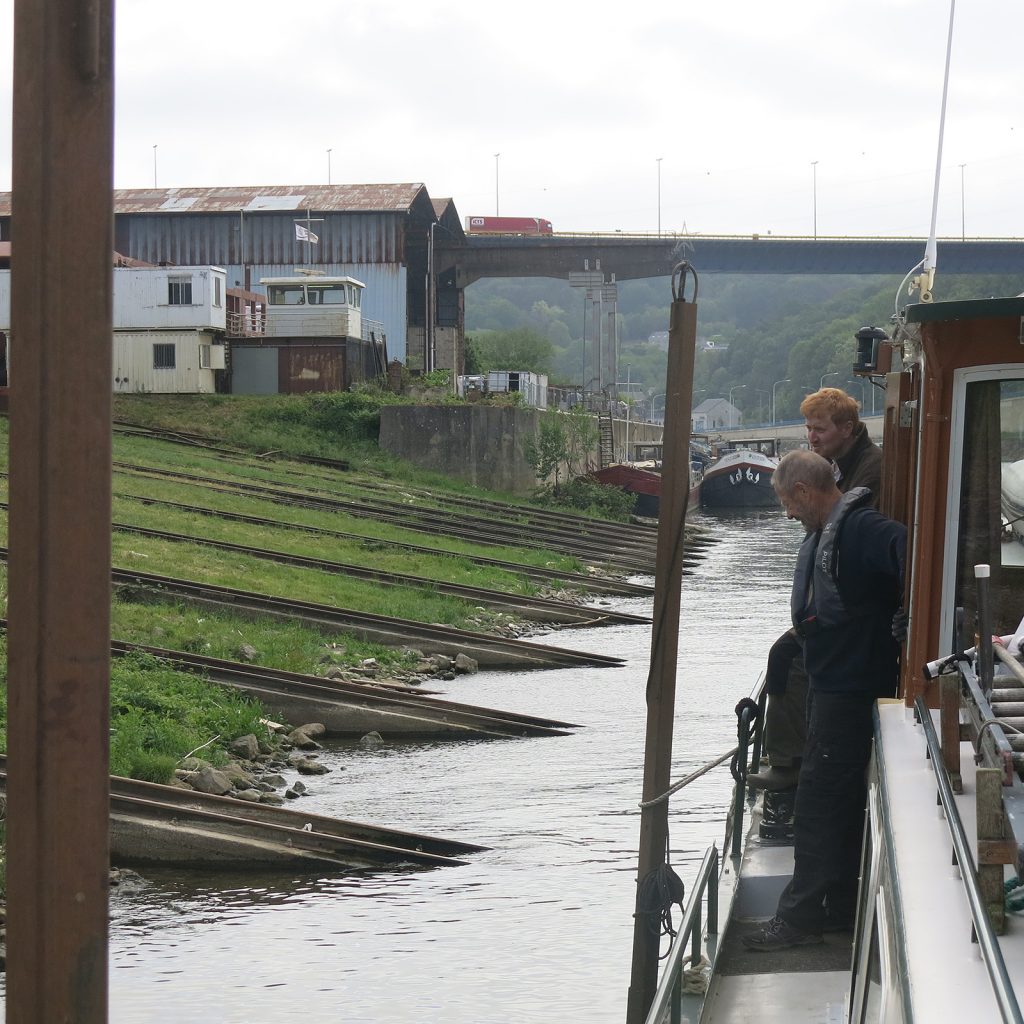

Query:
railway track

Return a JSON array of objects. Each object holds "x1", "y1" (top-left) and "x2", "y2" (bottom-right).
[
  {"x1": 106, "y1": 517, "x2": 653, "y2": 627},
  {"x1": 107, "y1": 638, "x2": 579, "y2": 738},
  {"x1": 110, "y1": 462, "x2": 662, "y2": 572}
]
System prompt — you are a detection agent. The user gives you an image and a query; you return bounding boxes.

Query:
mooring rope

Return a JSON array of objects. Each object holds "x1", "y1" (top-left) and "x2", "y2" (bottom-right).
[
  {"x1": 634, "y1": 833, "x2": 686, "y2": 956},
  {"x1": 638, "y1": 747, "x2": 737, "y2": 808}
]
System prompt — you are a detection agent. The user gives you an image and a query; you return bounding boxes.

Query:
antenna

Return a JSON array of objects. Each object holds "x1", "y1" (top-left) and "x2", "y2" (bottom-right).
[{"x1": 906, "y1": 0, "x2": 956, "y2": 306}]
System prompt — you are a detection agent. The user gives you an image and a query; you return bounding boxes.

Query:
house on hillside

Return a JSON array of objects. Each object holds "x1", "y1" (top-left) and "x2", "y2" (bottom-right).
[{"x1": 692, "y1": 397, "x2": 741, "y2": 431}]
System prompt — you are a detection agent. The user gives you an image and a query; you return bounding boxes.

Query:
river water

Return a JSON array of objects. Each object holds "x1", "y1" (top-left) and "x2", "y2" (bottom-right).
[{"x1": 101, "y1": 509, "x2": 801, "y2": 1023}]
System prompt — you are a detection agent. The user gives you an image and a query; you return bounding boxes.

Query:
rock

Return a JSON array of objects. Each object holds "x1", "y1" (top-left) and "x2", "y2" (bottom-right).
[
  {"x1": 359, "y1": 731, "x2": 385, "y2": 749},
  {"x1": 188, "y1": 766, "x2": 233, "y2": 796},
  {"x1": 229, "y1": 734, "x2": 260, "y2": 760},
  {"x1": 454, "y1": 653, "x2": 479, "y2": 675},
  {"x1": 233, "y1": 788, "x2": 262, "y2": 802},
  {"x1": 261, "y1": 774, "x2": 287, "y2": 788},
  {"x1": 294, "y1": 758, "x2": 330, "y2": 776},
  {"x1": 361, "y1": 657, "x2": 378, "y2": 668},
  {"x1": 237, "y1": 643, "x2": 259, "y2": 662},
  {"x1": 324, "y1": 666, "x2": 348, "y2": 680},
  {"x1": 287, "y1": 723, "x2": 326, "y2": 749},
  {"x1": 178, "y1": 757, "x2": 212, "y2": 772},
  {"x1": 294, "y1": 723, "x2": 326, "y2": 739},
  {"x1": 259, "y1": 793, "x2": 285, "y2": 806},
  {"x1": 284, "y1": 788, "x2": 302, "y2": 800},
  {"x1": 431, "y1": 654, "x2": 454, "y2": 672},
  {"x1": 439, "y1": 671, "x2": 456, "y2": 681},
  {"x1": 290, "y1": 780, "x2": 307, "y2": 795}
]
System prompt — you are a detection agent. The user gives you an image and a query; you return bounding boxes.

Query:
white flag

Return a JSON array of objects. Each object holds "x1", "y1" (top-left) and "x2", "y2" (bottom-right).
[{"x1": 295, "y1": 223, "x2": 319, "y2": 244}]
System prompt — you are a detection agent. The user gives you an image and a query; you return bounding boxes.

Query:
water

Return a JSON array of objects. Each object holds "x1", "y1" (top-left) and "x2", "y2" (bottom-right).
[{"x1": 105, "y1": 510, "x2": 802, "y2": 1023}]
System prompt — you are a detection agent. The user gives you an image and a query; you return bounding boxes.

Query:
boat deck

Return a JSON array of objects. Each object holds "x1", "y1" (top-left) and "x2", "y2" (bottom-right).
[{"x1": 698, "y1": 829, "x2": 850, "y2": 1023}]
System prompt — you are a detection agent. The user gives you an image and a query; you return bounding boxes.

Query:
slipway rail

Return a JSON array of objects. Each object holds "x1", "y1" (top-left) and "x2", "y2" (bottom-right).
[
  {"x1": 107, "y1": 637, "x2": 581, "y2": 738},
  {"x1": 80, "y1": 560, "x2": 627, "y2": 670},
  {"x1": 111, "y1": 462, "x2": 662, "y2": 572},
  {"x1": 114, "y1": 490, "x2": 661, "y2": 596},
  {"x1": 106, "y1": 517, "x2": 653, "y2": 627},
  {"x1": 0, "y1": 759, "x2": 483, "y2": 870}
]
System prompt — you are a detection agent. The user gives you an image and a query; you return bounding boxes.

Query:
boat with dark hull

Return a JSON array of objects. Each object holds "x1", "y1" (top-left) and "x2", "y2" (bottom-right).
[
  {"x1": 590, "y1": 442, "x2": 703, "y2": 518},
  {"x1": 699, "y1": 442, "x2": 779, "y2": 510}
]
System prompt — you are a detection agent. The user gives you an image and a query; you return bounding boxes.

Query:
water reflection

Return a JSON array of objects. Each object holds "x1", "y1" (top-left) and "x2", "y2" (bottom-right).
[{"x1": 96, "y1": 511, "x2": 801, "y2": 1021}]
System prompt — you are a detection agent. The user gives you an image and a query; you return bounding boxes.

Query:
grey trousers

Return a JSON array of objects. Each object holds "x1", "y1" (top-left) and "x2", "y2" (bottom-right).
[{"x1": 764, "y1": 655, "x2": 810, "y2": 767}]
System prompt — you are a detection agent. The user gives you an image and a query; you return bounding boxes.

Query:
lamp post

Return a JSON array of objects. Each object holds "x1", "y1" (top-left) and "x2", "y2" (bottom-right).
[
  {"x1": 656, "y1": 157, "x2": 663, "y2": 236},
  {"x1": 959, "y1": 163, "x2": 966, "y2": 241},
  {"x1": 754, "y1": 388, "x2": 769, "y2": 425},
  {"x1": 772, "y1": 378, "x2": 791, "y2": 426},
  {"x1": 327, "y1": 148, "x2": 333, "y2": 185},
  {"x1": 152, "y1": 144, "x2": 158, "y2": 188},
  {"x1": 847, "y1": 377, "x2": 867, "y2": 409},
  {"x1": 650, "y1": 393, "x2": 667, "y2": 424},
  {"x1": 820, "y1": 370, "x2": 840, "y2": 389},
  {"x1": 494, "y1": 152, "x2": 501, "y2": 216},
  {"x1": 728, "y1": 384, "x2": 747, "y2": 428},
  {"x1": 811, "y1": 160, "x2": 819, "y2": 239}
]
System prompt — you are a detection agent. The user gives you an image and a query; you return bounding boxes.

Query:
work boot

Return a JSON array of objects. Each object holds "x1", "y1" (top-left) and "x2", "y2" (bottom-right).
[
  {"x1": 741, "y1": 915, "x2": 823, "y2": 952},
  {"x1": 747, "y1": 766, "x2": 800, "y2": 791}
]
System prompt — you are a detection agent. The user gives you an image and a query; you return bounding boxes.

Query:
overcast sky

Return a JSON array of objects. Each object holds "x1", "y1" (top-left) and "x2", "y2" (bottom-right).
[{"x1": 0, "y1": 0, "x2": 1020, "y2": 240}]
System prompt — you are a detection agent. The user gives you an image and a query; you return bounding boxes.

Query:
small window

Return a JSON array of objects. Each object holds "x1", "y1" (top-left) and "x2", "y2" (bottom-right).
[
  {"x1": 213, "y1": 277, "x2": 223, "y2": 307},
  {"x1": 153, "y1": 343, "x2": 176, "y2": 369},
  {"x1": 267, "y1": 284, "x2": 305, "y2": 305},
  {"x1": 168, "y1": 278, "x2": 193, "y2": 305},
  {"x1": 199, "y1": 344, "x2": 212, "y2": 369}
]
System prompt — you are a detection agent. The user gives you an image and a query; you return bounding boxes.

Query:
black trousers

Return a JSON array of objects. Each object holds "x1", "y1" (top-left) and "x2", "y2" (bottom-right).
[{"x1": 776, "y1": 689, "x2": 875, "y2": 934}]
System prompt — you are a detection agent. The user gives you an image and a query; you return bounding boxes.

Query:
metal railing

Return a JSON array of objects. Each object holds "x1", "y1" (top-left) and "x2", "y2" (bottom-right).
[
  {"x1": 731, "y1": 682, "x2": 767, "y2": 858},
  {"x1": 914, "y1": 697, "x2": 1024, "y2": 1024},
  {"x1": 643, "y1": 845, "x2": 720, "y2": 1024}
]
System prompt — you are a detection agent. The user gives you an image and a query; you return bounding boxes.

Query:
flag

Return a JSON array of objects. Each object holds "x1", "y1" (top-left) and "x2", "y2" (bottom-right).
[{"x1": 295, "y1": 223, "x2": 319, "y2": 244}]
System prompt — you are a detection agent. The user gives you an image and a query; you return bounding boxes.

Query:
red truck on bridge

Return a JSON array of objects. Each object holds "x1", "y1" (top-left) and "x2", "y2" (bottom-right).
[{"x1": 464, "y1": 216, "x2": 554, "y2": 235}]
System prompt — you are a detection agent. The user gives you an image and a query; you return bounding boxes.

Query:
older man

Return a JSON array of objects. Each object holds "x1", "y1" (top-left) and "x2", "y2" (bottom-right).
[
  {"x1": 743, "y1": 450, "x2": 906, "y2": 951},
  {"x1": 750, "y1": 387, "x2": 883, "y2": 792}
]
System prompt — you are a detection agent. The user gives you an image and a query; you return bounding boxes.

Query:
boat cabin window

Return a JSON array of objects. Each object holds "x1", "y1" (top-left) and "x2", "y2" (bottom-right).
[
  {"x1": 267, "y1": 284, "x2": 305, "y2": 305},
  {"x1": 952, "y1": 376, "x2": 1024, "y2": 643},
  {"x1": 307, "y1": 284, "x2": 349, "y2": 305}
]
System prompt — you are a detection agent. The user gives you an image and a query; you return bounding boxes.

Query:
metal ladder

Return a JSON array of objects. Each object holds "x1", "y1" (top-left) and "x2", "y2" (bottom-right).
[{"x1": 598, "y1": 412, "x2": 615, "y2": 467}]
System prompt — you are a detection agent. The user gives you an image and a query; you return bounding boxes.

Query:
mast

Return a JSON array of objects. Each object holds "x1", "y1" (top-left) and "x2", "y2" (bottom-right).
[{"x1": 626, "y1": 264, "x2": 699, "y2": 1023}]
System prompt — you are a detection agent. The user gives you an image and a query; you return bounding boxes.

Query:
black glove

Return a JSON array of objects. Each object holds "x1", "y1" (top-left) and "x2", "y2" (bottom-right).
[{"x1": 892, "y1": 608, "x2": 909, "y2": 643}]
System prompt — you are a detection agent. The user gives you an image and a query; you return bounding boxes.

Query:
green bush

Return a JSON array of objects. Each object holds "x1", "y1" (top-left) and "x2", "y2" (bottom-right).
[{"x1": 532, "y1": 479, "x2": 637, "y2": 521}]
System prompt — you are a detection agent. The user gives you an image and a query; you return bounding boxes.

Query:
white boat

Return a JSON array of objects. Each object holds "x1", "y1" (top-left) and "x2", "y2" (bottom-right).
[
  {"x1": 699, "y1": 439, "x2": 780, "y2": 510},
  {"x1": 639, "y1": 293, "x2": 1024, "y2": 1024}
]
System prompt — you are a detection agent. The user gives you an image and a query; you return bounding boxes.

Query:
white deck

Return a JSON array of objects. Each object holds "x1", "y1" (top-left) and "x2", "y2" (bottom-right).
[{"x1": 879, "y1": 701, "x2": 1024, "y2": 1021}]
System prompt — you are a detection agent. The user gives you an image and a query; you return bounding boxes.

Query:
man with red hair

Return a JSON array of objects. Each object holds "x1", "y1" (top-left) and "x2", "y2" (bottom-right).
[{"x1": 801, "y1": 386, "x2": 881, "y2": 495}]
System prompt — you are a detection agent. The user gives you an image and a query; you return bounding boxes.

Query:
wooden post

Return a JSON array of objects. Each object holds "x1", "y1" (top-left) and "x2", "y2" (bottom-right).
[
  {"x1": 976, "y1": 768, "x2": 1010, "y2": 935},
  {"x1": 939, "y1": 671, "x2": 963, "y2": 794},
  {"x1": 626, "y1": 267, "x2": 698, "y2": 1024},
  {"x1": 7, "y1": 2, "x2": 114, "y2": 1020}
]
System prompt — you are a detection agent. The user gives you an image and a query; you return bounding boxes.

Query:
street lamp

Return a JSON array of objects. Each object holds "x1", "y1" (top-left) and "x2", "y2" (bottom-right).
[
  {"x1": 847, "y1": 377, "x2": 867, "y2": 408},
  {"x1": 728, "y1": 384, "x2": 747, "y2": 428},
  {"x1": 656, "y1": 157, "x2": 663, "y2": 236},
  {"x1": 327, "y1": 148, "x2": 333, "y2": 185},
  {"x1": 811, "y1": 160, "x2": 819, "y2": 239},
  {"x1": 959, "y1": 163, "x2": 966, "y2": 241},
  {"x1": 772, "y1": 378, "x2": 791, "y2": 426},
  {"x1": 650, "y1": 393, "x2": 667, "y2": 424},
  {"x1": 820, "y1": 370, "x2": 840, "y2": 389},
  {"x1": 754, "y1": 388, "x2": 769, "y2": 425},
  {"x1": 494, "y1": 152, "x2": 501, "y2": 216},
  {"x1": 152, "y1": 144, "x2": 158, "y2": 188}
]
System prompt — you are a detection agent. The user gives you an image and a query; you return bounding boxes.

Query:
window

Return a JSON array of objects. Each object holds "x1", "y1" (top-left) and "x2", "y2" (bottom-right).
[
  {"x1": 307, "y1": 285, "x2": 348, "y2": 305},
  {"x1": 168, "y1": 278, "x2": 193, "y2": 305},
  {"x1": 267, "y1": 284, "x2": 305, "y2": 305},
  {"x1": 199, "y1": 344, "x2": 212, "y2": 369},
  {"x1": 213, "y1": 277, "x2": 223, "y2": 307},
  {"x1": 153, "y1": 343, "x2": 176, "y2": 369}
]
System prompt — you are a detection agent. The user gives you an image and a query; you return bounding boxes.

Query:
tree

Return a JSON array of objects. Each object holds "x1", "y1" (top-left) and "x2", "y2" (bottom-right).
[
  {"x1": 465, "y1": 328, "x2": 554, "y2": 375},
  {"x1": 524, "y1": 414, "x2": 568, "y2": 485}
]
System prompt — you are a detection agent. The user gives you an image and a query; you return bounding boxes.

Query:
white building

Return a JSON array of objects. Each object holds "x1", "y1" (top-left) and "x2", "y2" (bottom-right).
[
  {"x1": 692, "y1": 397, "x2": 740, "y2": 432},
  {"x1": 0, "y1": 265, "x2": 228, "y2": 394}
]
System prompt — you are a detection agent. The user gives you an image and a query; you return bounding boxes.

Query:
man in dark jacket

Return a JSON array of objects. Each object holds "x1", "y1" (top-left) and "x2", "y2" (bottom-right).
[
  {"x1": 743, "y1": 450, "x2": 906, "y2": 951},
  {"x1": 750, "y1": 387, "x2": 883, "y2": 790}
]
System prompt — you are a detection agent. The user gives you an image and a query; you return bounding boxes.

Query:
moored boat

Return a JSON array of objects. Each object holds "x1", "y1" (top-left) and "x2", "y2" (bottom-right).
[
  {"x1": 699, "y1": 439, "x2": 779, "y2": 510},
  {"x1": 638, "y1": 294, "x2": 1024, "y2": 1023},
  {"x1": 590, "y1": 441, "x2": 703, "y2": 518}
]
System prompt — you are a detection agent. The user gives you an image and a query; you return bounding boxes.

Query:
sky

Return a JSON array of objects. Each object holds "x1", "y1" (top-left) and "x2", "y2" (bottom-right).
[{"x1": 0, "y1": 0, "x2": 1021, "y2": 240}]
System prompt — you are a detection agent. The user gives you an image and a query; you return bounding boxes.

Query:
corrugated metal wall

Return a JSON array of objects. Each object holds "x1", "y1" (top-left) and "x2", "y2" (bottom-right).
[
  {"x1": 112, "y1": 329, "x2": 219, "y2": 394},
  {"x1": 118, "y1": 212, "x2": 405, "y2": 269}
]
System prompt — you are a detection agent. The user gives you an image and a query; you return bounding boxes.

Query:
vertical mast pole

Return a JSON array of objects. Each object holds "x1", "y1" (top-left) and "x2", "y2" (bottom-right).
[{"x1": 626, "y1": 264, "x2": 699, "y2": 1023}]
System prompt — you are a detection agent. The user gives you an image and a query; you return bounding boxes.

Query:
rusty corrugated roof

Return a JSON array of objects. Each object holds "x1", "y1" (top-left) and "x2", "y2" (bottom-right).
[
  {"x1": 112, "y1": 184, "x2": 428, "y2": 215},
  {"x1": 0, "y1": 184, "x2": 432, "y2": 218}
]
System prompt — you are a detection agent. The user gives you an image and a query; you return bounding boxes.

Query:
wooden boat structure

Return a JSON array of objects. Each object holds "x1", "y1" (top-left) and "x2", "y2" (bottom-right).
[
  {"x1": 590, "y1": 441, "x2": 704, "y2": 518},
  {"x1": 0, "y1": 758, "x2": 485, "y2": 871},
  {"x1": 633, "y1": 293, "x2": 1024, "y2": 1023}
]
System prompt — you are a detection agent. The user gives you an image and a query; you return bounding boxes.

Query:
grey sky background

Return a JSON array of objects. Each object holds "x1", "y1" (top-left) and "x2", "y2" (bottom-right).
[{"x1": 0, "y1": 0, "x2": 1020, "y2": 239}]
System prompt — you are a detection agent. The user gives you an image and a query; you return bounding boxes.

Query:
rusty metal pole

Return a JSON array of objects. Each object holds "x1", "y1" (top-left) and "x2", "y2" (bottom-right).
[
  {"x1": 7, "y1": 2, "x2": 114, "y2": 1021},
  {"x1": 626, "y1": 264, "x2": 698, "y2": 1024}
]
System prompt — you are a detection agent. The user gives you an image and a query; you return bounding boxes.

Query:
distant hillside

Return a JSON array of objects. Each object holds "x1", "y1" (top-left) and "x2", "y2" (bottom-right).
[{"x1": 465, "y1": 271, "x2": 1024, "y2": 423}]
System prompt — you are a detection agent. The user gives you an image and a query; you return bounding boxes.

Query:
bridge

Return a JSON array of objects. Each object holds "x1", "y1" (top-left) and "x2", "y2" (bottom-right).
[{"x1": 438, "y1": 233, "x2": 1024, "y2": 286}]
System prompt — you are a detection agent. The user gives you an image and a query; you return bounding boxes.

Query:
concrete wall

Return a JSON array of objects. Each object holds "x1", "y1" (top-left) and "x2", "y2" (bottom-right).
[{"x1": 380, "y1": 404, "x2": 540, "y2": 494}]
